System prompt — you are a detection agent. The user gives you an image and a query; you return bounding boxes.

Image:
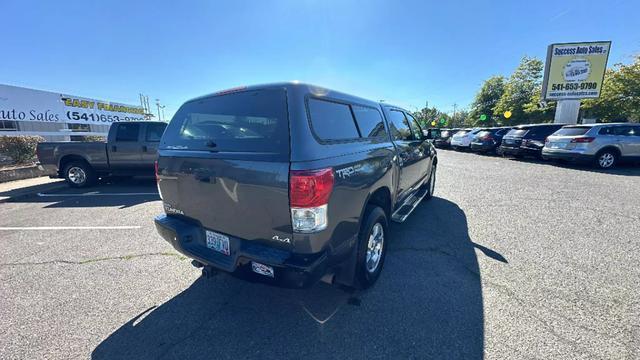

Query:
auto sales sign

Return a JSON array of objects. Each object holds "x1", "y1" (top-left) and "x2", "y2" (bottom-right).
[
  {"x1": 0, "y1": 84, "x2": 146, "y2": 125},
  {"x1": 541, "y1": 41, "x2": 611, "y2": 100}
]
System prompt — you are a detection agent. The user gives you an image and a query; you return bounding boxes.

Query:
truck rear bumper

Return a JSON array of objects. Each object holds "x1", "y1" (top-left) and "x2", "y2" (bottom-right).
[{"x1": 154, "y1": 214, "x2": 329, "y2": 288}]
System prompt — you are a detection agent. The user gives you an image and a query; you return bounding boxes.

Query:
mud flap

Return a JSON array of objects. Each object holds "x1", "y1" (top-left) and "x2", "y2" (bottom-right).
[{"x1": 333, "y1": 236, "x2": 359, "y2": 288}]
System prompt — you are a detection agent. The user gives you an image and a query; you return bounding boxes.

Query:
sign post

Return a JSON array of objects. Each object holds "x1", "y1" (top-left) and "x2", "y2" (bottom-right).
[{"x1": 541, "y1": 41, "x2": 611, "y2": 124}]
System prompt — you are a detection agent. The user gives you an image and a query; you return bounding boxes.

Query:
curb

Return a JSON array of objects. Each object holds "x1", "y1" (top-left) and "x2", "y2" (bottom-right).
[{"x1": 0, "y1": 181, "x2": 68, "y2": 204}]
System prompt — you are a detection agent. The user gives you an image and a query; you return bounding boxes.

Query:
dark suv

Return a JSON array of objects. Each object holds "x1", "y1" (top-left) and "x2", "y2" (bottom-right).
[
  {"x1": 154, "y1": 83, "x2": 437, "y2": 289},
  {"x1": 470, "y1": 127, "x2": 511, "y2": 154},
  {"x1": 500, "y1": 124, "x2": 564, "y2": 158}
]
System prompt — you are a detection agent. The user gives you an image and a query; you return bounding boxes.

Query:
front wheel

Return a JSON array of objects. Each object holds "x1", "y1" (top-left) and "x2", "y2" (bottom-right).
[
  {"x1": 425, "y1": 164, "x2": 437, "y2": 200},
  {"x1": 63, "y1": 161, "x2": 96, "y2": 188},
  {"x1": 355, "y1": 206, "x2": 388, "y2": 289}
]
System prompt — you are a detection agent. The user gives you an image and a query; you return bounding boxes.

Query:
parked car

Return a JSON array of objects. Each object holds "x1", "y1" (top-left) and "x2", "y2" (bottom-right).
[
  {"x1": 543, "y1": 123, "x2": 640, "y2": 169},
  {"x1": 433, "y1": 128, "x2": 458, "y2": 148},
  {"x1": 422, "y1": 127, "x2": 441, "y2": 142},
  {"x1": 470, "y1": 127, "x2": 512, "y2": 154},
  {"x1": 154, "y1": 83, "x2": 438, "y2": 289},
  {"x1": 500, "y1": 124, "x2": 564, "y2": 159},
  {"x1": 450, "y1": 128, "x2": 481, "y2": 150},
  {"x1": 37, "y1": 121, "x2": 167, "y2": 187}
]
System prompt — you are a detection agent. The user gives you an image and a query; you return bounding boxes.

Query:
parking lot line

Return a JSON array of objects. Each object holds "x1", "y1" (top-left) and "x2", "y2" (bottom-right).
[
  {"x1": 0, "y1": 226, "x2": 142, "y2": 231},
  {"x1": 37, "y1": 192, "x2": 157, "y2": 197}
]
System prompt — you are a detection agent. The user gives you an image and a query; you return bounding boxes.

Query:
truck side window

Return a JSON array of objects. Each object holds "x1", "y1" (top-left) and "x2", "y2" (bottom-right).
[
  {"x1": 405, "y1": 113, "x2": 424, "y2": 140},
  {"x1": 115, "y1": 123, "x2": 140, "y2": 142},
  {"x1": 146, "y1": 123, "x2": 167, "y2": 142},
  {"x1": 387, "y1": 110, "x2": 412, "y2": 141},
  {"x1": 352, "y1": 105, "x2": 387, "y2": 138},
  {"x1": 308, "y1": 98, "x2": 360, "y2": 140}
]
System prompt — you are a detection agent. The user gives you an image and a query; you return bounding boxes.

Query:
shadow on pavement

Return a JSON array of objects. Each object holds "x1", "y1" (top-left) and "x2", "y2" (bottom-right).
[
  {"x1": 504, "y1": 156, "x2": 640, "y2": 176},
  {"x1": 93, "y1": 197, "x2": 500, "y2": 359},
  {"x1": 7, "y1": 177, "x2": 159, "y2": 209}
]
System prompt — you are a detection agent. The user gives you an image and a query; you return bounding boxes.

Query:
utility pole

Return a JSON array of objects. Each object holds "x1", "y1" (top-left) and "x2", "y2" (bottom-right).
[
  {"x1": 156, "y1": 99, "x2": 162, "y2": 122},
  {"x1": 452, "y1": 103, "x2": 458, "y2": 126}
]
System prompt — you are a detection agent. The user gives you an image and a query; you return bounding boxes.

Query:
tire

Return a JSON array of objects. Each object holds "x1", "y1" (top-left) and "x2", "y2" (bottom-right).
[
  {"x1": 63, "y1": 161, "x2": 96, "y2": 188},
  {"x1": 355, "y1": 206, "x2": 388, "y2": 289},
  {"x1": 594, "y1": 149, "x2": 618, "y2": 169},
  {"x1": 425, "y1": 164, "x2": 437, "y2": 200}
]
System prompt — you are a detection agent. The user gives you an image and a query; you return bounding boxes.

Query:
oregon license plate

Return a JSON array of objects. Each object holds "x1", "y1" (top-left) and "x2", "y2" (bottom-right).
[{"x1": 206, "y1": 230, "x2": 230, "y2": 256}]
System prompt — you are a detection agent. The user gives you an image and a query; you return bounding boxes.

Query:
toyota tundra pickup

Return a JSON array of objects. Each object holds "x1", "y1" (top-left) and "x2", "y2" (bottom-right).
[
  {"x1": 154, "y1": 83, "x2": 437, "y2": 289},
  {"x1": 37, "y1": 121, "x2": 167, "y2": 187}
]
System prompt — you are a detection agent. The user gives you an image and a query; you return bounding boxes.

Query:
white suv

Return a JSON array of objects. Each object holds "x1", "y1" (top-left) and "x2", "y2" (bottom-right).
[{"x1": 450, "y1": 128, "x2": 481, "y2": 150}]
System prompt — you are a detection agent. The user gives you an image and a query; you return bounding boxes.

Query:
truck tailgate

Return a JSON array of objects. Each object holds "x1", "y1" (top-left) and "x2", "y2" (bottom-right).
[{"x1": 158, "y1": 152, "x2": 292, "y2": 249}]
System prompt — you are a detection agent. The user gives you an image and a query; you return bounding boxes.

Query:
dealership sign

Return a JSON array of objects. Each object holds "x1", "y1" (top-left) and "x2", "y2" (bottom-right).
[
  {"x1": 0, "y1": 84, "x2": 146, "y2": 125},
  {"x1": 541, "y1": 41, "x2": 611, "y2": 100}
]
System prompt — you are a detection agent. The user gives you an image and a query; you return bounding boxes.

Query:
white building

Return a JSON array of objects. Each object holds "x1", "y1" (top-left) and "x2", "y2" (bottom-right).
[{"x1": 0, "y1": 84, "x2": 150, "y2": 141}]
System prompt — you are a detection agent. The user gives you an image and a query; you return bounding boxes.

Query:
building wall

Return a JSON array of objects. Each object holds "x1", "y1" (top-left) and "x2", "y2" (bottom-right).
[{"x1": 0, "y1": 121, "x2": 111, "y2": 142}]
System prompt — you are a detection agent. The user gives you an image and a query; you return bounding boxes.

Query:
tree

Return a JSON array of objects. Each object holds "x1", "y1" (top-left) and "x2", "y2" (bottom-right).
[
  {"x1": 468, "y1": 76, "x2": 505, "y2": 126},
  {"x1": 582, "y1": 55, "x2": 640, "y2": 122},
  {"x1": 523, "y1": 88, "x2": 556, "y2": 123},
  {"x1": 493, "y1": 56, "x2": 544, "y2": 124},
  {"x1": 413, "y1": 101, "x2": 450, "y2": 128}
]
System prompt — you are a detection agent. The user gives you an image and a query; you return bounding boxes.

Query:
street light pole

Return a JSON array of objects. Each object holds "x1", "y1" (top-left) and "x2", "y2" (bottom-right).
[{"x1": 156, "y1": 99, "x2": 162, "y2": 122}]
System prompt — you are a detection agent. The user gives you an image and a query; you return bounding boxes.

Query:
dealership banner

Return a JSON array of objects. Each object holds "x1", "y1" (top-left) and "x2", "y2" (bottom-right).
[
  {"x1": 0, "y1": 84, "x2": 146, "y2": 125},
  {"x1": 541, "y1": 41, "x2": 611, "y2": 100}
]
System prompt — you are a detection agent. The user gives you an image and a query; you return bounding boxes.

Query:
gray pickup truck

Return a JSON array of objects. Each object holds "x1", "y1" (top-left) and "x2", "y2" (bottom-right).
[
  {"x1": 37, "y1": 121, "x2": 167, "y2": 187},
  {"x1": 154, "y1": 83, "x2": 437, "y2": 289}
]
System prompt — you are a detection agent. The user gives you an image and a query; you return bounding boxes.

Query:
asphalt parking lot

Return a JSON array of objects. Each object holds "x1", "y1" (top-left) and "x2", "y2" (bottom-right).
[{"x1": 1, "y1": 150, "x2": 638, "y2": 359}]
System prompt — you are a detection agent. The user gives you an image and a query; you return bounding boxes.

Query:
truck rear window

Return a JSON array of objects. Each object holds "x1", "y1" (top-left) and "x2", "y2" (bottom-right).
[{"x1": 161, "y1": 89, "x2": 288, "y2": 153}]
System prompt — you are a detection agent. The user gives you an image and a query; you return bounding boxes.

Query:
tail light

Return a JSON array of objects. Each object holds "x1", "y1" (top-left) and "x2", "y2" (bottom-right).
[
  {"x1": 571, "y1": 137, "x2": 595, "y2": 143},
  {"x1": 290, "y1": 168, "x2": 334, "y2": 232}
]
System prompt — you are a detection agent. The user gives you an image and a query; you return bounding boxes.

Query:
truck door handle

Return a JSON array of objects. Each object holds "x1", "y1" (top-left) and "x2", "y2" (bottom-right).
[
  {"x1": 111, "y1": 145, "x2": 117, "y2": 152},
  {"x1": 142, "y1": 145, "x2": 148, "y2": 152}
]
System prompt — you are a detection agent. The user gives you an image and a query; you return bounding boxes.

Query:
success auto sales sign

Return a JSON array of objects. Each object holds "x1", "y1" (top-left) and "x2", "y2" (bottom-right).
[
  {"x1": 541, "y1": 41, "x2": 611, "y2": 100},
  {"x1": 0, "y1": 84, "x2": 146, "y2": 125}
]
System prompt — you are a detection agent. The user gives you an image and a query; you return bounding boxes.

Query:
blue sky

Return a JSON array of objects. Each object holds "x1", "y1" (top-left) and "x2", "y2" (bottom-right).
[{"x1": 2, "y1": 0, "x2": 638, "y2": 119}]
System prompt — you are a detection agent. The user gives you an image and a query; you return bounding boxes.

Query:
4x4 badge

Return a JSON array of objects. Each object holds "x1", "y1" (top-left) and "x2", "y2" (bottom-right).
[{"x1": 272, "y1": 235, "x2": 291, "y2": 244}]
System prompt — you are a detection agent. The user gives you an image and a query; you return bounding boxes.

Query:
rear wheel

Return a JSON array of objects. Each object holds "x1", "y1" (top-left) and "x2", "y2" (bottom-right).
[
  {"x1": 355, "y1": 206, "x2": 388, "y2": 289},
  {"x1": 595, "y1": 150, "x2": 618, "y2": 169},
  {"x1": 63, "y1": 161, "x2": 96, "y2": 188}
]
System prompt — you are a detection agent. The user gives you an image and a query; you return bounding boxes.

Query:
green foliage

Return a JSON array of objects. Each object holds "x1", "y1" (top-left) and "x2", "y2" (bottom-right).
[
  {"x1": 493, "y1": 56, "x2": 544, "y2": 124},
  {"x1": 468, "y1": 76, "x2": 505, "y2": 126},
  {"x1": 0, "y1": 135, "x2": 45, "y2": 164},
  {"x1": 413, "y1": 102, "x2": 452, "y2": 128},
  {"x1": 582, "y1": 56, "x2": 640, "y2": 122},
  {"x1": 523, "y1": 88, "x2": 555, "y2": 123}
]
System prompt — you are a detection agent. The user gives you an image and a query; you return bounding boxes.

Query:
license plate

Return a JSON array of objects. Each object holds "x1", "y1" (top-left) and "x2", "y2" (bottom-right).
[
  {"x1": 550, "y1": 143, "x2": 566, "y2": 149},
  {"x1": 206, "y1": 230, "x2": 230, "y2": 256},
  {"x1": 505, "y1": 139, "x2": 515, "y2": 144}
]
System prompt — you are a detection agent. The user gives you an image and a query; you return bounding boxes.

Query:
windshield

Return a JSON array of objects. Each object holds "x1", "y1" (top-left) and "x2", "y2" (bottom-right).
[
  {"x1": 161, "y1": 89, "x2": 288, "y2": 153},
  {"x1": 553, "y1": 127, "x2": 591, "y2": 136}
]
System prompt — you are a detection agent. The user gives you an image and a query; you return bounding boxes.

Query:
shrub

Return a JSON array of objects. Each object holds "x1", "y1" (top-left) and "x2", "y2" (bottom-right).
[{"x1": 0, "y1": 135, "x2": 45, "y2": 165}]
